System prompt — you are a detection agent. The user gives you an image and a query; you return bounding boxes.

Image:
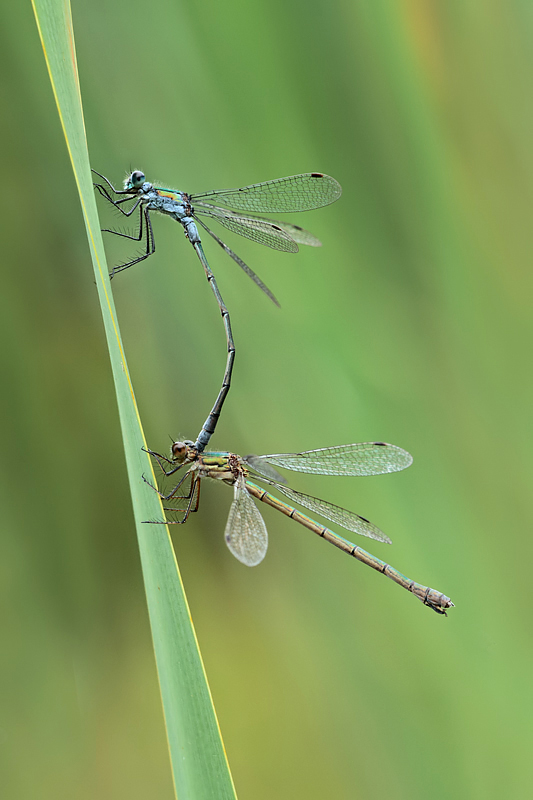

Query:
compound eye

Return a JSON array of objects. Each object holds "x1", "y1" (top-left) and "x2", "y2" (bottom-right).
[
  {"x1": 130, "y1": 170, "x2": 145, "y2": 187},
  {"x1": 171, "y1": 441, "x2": 187, "y2": 460}
]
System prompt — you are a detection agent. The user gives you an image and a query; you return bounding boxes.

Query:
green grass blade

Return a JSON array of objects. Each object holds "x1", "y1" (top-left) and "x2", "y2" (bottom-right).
[{"x1": 31, "y1": 2, "x2": 238, "y2": 797}]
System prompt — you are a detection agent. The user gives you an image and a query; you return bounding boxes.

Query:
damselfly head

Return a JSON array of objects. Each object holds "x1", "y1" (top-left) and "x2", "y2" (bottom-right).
[
  {"x1": 171, "y1": 440, "x2": 194, "y2": 463},
  {"x1": 124, "y1": 170, "x2": 146, "y2": 192}
]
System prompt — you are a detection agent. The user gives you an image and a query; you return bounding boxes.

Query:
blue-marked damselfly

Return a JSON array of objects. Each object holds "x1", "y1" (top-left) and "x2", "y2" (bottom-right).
[{"x1": 93, "y1": 170, "x2": 341, "y2": 452}]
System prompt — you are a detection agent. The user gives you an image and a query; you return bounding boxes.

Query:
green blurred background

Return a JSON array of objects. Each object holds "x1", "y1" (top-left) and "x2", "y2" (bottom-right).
[{"x1": 2, "y1": 1, "x2": 532, "y2": 797}]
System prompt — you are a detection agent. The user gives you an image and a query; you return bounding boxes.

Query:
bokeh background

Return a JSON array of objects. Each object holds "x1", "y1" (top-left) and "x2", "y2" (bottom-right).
[{"x1": 2, "y1": 1, "x2": 532, "y2": 798}]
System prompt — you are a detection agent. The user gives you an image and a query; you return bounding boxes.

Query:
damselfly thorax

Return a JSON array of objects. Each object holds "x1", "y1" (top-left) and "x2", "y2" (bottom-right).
[
  {"x1": 166, "y1": 440, "x2": 246, "y2": 485},
  {"x1": 195, "y1": 450, "x2": 246, "y2": 485}
]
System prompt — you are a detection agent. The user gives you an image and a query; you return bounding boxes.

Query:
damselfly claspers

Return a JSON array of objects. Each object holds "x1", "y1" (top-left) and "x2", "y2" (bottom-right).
[
  {"x1": 93, "y1": 170, "x2": 341, "y2": 452},
  {"x1": 143, "y1": 439, "x2": 454, "y2": 615}
]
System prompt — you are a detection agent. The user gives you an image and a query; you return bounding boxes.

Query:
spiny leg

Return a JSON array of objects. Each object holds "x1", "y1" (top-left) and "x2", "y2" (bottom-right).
[
  {"x1": 92, "y1": 169, "x2": 132, "y2": 196},
  {"x1": 93, "y1": 183, "x2": 117, "y2": 205},
  {"x1": 141, "y1": 468, "x2": 193, "y2": 502},
  {"x1": 192, "y1": 479, "x2": 201, "y2": 512},
  {"x1": 93, "y1": 172, "x2": 155, "y2": 276},
  {"x1": 102, "y1": 202, "x2": 145, "y2": 240},
  {"x1": 162, "y1": 477, "x2": 201, "y2": 524},
  {"x1": 108, "y1": 207, "x2": 155, "y2": 277},
  {"x1": 95, "y1": 185, "x2": 142, "y2": 218},
  {"x1": 142, "y1": 447, "x2": 185, "y2": 477},
  {"x1": 94, "y1": 183, "x2": 130, "y2": 216},
  {"x1": 191, "y1": 241, "x2": 236, "y2": 453}
]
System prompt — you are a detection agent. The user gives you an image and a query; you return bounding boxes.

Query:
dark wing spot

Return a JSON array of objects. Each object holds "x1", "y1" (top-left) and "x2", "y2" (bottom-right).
[
  {"x1": 374, "y1": 442, "x2": 387, "y2": 446},
  {"x1": 359, "y1": 515, "x2": 371, "y2": 524},
  {"x1": 311, "y1": 173, "x2": 324, "y2": 178},
  {"x1": 272, "y1": 225, "x2": 282, "y2": 231}
]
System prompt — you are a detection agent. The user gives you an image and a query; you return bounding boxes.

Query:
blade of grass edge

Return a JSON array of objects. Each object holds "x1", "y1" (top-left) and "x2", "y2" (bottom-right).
[{"x1": 31, "y1": 1, "x2": 238, "y2": 797}]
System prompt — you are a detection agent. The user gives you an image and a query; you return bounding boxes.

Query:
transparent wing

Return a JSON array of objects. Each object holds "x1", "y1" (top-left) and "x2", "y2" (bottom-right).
[
  {"x1": 191, "y1": 173, "x2": 342, "y2": 214},
  {"x1": 225, "y1": 477, "x2": 268, "y2": 566},
  {"x1": 244, "y1": 455, "x2": 287, "y2": 484},
  {"x1": 271, "y1": 483, "x2": 391, "y2": 543},
  {"x1": 194, "y1": 205, "x2": 298, "y2": 252},
  {"x1": 256, "y1": 442, "x2": 413, "y2": 476},
  {"x1": 195, "y1": 216, "x2": 280, "y2": 306},
  {"x1": 195, "y1": 204, "x2": 322, "y2": 247},
  {"x1": 266, "y1": 220, "x2": 322, "y2": 247}
]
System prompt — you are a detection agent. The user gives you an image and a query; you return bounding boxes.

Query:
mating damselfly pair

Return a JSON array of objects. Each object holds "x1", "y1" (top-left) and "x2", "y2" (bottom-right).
[{"x1": 95, "y1": 169, "x2": 454, "y2": 615}]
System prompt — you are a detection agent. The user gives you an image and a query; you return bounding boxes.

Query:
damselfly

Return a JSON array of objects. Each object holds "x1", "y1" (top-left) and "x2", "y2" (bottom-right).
[
  {"x1": 143, "y1": 439, "x2": 453, "y2": 615},
  {"x1": 93, "y1": 170, "x2": 341, "y2": 452}
]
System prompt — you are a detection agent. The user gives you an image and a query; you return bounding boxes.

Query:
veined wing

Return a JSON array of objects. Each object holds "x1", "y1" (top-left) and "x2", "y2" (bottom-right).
[
  {"x1": 195, "y1": 217, "x2": 280, "y2": 306},
  {"x1": 191, "y1": 173, "x2": 342, "y2": 214},
  {"x1": 195, "y1": 204, "x2": 322, "y2": 247},
  {"x1": 194, "y1": 205, "x2": 298, "y2": 252},
  {"x1": 267, "y1": 220, "x2": 322, "y2": 247},
  {"x1": 244, "y1": 455, "x2": 287, "y2": 484},
  {"x1": 225, "y1": 476, "x2": 268, "y2": 566},
  {"x1": 270, "y1": 482, "x2": 391, "y2": 543},
  {"x1": 255, "y1": 442, "x2": 413, "y2": 476}
]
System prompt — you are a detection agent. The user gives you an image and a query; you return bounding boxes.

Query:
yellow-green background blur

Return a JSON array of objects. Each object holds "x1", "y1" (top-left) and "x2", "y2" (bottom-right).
[{"x1": 2, "y1": 2, "x2": 532, "y2": 798}]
